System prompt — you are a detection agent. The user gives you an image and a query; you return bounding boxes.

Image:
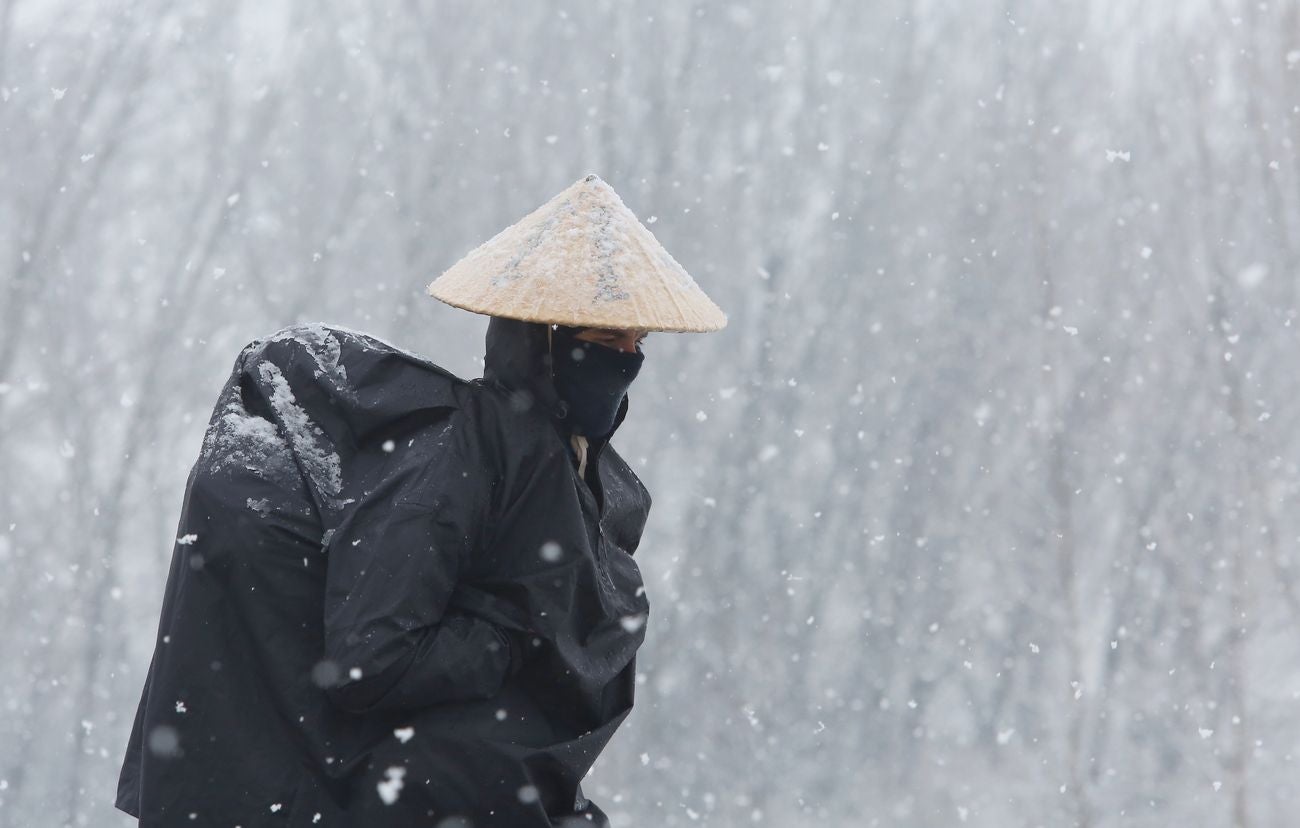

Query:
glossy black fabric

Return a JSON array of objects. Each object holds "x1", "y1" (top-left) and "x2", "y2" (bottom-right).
[
  {"x1": 550, "y1": 325, "x2": 644, "y2": 439},
  {"x1": 114, "y1": 320, "x2": 652, "y2": 826}
]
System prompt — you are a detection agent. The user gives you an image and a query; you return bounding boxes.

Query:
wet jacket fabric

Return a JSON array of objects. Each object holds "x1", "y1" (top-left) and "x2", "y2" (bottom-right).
[{"x1": 114, "y1": 319, "x2": 652, "y2": 826}]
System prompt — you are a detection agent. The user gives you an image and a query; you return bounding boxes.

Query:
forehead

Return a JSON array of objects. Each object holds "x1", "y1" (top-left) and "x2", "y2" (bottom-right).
[{"x1": 580, "y1": 327, "x2": 646, "y2": 336}]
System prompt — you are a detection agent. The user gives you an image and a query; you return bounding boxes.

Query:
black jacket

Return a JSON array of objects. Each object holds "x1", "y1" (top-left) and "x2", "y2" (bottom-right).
[{"x1": 115, "y1": 318, "x2": 652, "y2": 826}]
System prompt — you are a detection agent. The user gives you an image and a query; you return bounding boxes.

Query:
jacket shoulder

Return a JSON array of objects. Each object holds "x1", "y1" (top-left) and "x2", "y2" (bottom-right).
[
  {"x1": 236, "y1": 322, "x2": 468, "y2": 423},
  {"x1": 462, "y1": 378, "x2": 570, "y2": 460},
  {"x1": 205, "y1": 323, "x2": 472, "y2": 511},
  {"x1": 241, "y1": 322, "x2": 465, "y2": 386}
]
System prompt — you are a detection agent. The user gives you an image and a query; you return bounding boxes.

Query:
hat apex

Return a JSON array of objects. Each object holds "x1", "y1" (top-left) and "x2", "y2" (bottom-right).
[{"x1": 427, "y1": 174, "x2": 727, "y2": 333}]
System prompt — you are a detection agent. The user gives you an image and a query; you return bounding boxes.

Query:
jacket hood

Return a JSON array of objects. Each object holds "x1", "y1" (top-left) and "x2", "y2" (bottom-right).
[{"x1": 482, "y1": 316, "x2": 630, "y2": 441}]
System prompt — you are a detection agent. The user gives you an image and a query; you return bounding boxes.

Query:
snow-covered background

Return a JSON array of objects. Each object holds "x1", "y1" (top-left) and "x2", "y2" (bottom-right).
[{"x1": 2, "y1": 1, "x2": 1300, "y2": 825}]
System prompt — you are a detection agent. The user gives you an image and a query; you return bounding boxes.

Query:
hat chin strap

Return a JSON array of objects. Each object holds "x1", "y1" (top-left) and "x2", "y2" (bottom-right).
[{"x1": 546, "y1": 324, "x2": 566, "y2": 421}]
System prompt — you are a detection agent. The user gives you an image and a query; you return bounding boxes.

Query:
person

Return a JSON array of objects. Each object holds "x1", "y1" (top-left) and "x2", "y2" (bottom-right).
[{"x1": 114, "y1": 175, "x2": 725, "y2": 826}]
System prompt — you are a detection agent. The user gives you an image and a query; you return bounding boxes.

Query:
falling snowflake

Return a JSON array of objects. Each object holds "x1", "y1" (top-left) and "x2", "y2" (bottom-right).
[{"x1": 377, "y1": 766, "x2": 406, "y2": 805}]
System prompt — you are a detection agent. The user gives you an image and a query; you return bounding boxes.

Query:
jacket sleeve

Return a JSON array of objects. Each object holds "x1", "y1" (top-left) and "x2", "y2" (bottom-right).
[{"x1": 318, "y1": 405, "x2": 515, "y2": 715}]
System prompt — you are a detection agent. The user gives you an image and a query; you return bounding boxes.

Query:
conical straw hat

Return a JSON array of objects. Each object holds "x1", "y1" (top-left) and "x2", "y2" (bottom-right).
[{"x1": 427, "y1": 174, "x2": 727, "y2": 332}]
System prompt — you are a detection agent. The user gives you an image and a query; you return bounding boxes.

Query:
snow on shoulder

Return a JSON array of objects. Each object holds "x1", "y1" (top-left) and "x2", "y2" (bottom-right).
[
  {"x1": 198, "y1": 321, "x2": 465, "y2": 516},
  {"x1": 199, "y1": 323, "x2": 361, "y2": 511}
]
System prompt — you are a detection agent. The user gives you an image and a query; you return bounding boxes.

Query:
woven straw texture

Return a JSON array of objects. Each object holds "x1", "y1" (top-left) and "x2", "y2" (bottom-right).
[{"x1": 427, "y1": 174, "x2": 727, "y2": 332}]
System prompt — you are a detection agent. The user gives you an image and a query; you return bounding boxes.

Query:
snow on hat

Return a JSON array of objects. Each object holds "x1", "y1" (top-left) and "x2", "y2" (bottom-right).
[{"x1": 426, "y1": 174, "x2": 727, "y2": 333}]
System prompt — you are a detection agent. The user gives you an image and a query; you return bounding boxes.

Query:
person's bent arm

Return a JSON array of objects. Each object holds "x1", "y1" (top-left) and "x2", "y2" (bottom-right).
[{"x1": 319, "y1": 411, "x2": 516, "y2": 715}]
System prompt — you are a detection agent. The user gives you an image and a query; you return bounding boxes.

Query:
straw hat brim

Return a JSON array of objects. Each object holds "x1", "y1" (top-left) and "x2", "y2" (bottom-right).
[{"x1": 426, "y1": 174, "x2": 727, "y2": 333}]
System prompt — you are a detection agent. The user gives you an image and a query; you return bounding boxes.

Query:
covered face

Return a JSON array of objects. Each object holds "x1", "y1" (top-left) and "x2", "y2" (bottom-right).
[
  {"x1": 549, "y1": 326, "x2": 645, "y2": 439},
  {"x1": 480, "y1": 316, "x2": 645, "y2": 441}
]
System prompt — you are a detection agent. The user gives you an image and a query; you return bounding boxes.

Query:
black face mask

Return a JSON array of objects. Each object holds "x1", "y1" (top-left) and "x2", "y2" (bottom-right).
[{"x1": 550, "y1": 327, "x2": 644, "y2": 439}]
